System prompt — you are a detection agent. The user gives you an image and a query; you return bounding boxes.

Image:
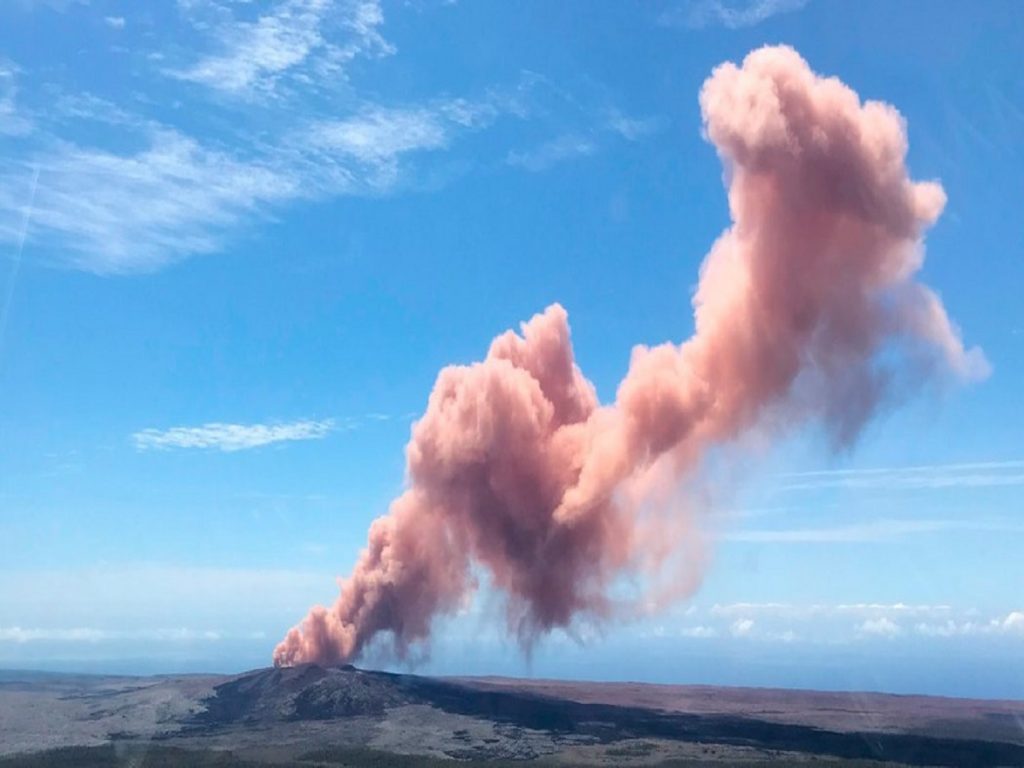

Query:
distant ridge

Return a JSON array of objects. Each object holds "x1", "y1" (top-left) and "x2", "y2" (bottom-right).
[{"x1": 182, "y1": 664, "x2": 1024, "y2": 767}]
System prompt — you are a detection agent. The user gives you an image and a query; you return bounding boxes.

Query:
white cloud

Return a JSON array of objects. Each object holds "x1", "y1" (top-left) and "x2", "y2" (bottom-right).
[
  {"x1": 661, "y1": 0, "x2": 809, "y2": 29},
  {"x1": 133, "y1": 418, "x2": 334, "y2": 452},
  {"x1": 730, "y1": 618, "x2": 755, "y2": 637},
  {"x1": 0, "y1": 99, "x2": 486, "y2": 272},
  {"x1": 0, "y1": 627, "x2": 105, "y2": 643},
  {"x1": 303, "y1": 99, "x2": 501, "y2": 188},
  {"x1": 915, "y1": 620, "x2": 976, "y2": 638},
  {"x1": 679, "y1": 603, "x2": 1024, "y2": 645},
  {"x1": 172, "y1": 0, "x2": 394, "y2": 97},
  {"x1": 0, "y1": 8, "x2": 649, "y2": 272},
  {"x1": 680, "y1": 625, "x2": 718, "y2": 638},
  {"x1": 506, "y1": 134, "x2": 597, "y2": 172},
  {"x1": 0, "y1": 87, "x2": 518, "y2": 271},
  {"x1": 104, "y1": 15, "x2": 126, "y2": 29},
  {"x1": 50, "y1": 91, "x2": 141, "y2": 128},
  {"x1": 312, "y1": 107, "x2": 448, "y2": 161},
  {"x1": 858, "y1": 617, "x2": 903, "y2": 638},
  {"x1": 296, "y1": 92, "x2": 517, "y2": 192},
  {"x1": 309, "y1": 97, "x2": 500, "y2": 158},
  {"x1": 915, "y1": 612, "x2": 1024, "y2": 638},
  {"x1": 0, "y1": 128, "x2": 296, "y2": 273},
  {"x1": 1004, "y1": 611, "x2": 1024, "y2": 634},
  {"x1": 606, "y1": 112, "x2": 660, "y2": 141}
]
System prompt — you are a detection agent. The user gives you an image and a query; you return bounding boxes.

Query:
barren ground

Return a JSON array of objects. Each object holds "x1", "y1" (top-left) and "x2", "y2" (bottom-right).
[{"x1": 2, "y1": 666, "x2": 1022, "y2": 766}]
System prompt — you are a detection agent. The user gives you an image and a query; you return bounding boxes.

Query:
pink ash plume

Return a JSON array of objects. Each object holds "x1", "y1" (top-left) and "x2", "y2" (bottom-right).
[{"x1": 273, "y1": 45, "x2": 986, "y2": 667}]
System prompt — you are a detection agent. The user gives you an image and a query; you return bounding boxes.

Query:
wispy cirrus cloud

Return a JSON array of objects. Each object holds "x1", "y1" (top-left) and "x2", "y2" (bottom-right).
[
  {"x1": 723, "y1": 517, "x2": 1024, "y2": 544},
  {"x1": 0, "y1": 91, "x2": 512, "y2": 272},
  {"x1": 506, "y1": 111, "x2": 659, "y2": 173},
  {"x1": 709, "y1": 602, "x2": 955, "y2": 619},
  {"x1": 506, "y1": 133, "x2": 597, "y2": 172},
  {"x1": 660, "y1": 0, "x2": 809, "y2": 29},
  {"x1": 133, "y1": 418, "x2": 335, "y2": 452},
  {"x1": 171, "y1": 0, "x2": 394, "y2": 98},
  {"x1": 1, "y1": 129, "x2": 296, "y2": 273},
  {"x1": 305, "y1": 97, "x2": 507, "y2": 189},
  {"x1": 0, "y1": 47, "x2": 532, "y2": 273},
  {"x1": 0, "y1": 60, "x2": 32, "y2": 137},
  {"x1": 776, "y1": 459, "x2": 1024, "y2": 493},
  {"x1": 0, "y1": 3, "x2": 660, "y2": 273},
  {"x1": 606, "y1": 111, "x2": 661, "y2": 141},
  {"x1": 310, "y1": 107, "x2": 451, "y2": 160},
  {"x1": 718, "y1": 460, "x2": 1024, "y2": 548}
]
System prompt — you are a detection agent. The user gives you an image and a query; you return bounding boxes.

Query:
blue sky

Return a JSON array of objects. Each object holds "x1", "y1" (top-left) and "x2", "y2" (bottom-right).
[{"x1": 0, "y1": 0, "x2": 1022, "y2": 697}]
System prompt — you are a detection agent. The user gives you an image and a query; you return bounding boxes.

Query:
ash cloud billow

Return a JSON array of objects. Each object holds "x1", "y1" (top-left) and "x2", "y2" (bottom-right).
[{"x1": 273, "y1": 45, "x2": 987, "y2": 667}]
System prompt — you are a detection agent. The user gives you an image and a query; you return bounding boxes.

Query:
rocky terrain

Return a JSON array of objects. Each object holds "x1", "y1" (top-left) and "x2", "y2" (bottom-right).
[{"x1": 2, "y1": 666, "x2": 1024, "y2": 766}]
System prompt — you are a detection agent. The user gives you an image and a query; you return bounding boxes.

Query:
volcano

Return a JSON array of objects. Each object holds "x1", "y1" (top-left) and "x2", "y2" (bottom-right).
[{"x1": 3, "y1": 665, "x2": 1024, "y2": 767}]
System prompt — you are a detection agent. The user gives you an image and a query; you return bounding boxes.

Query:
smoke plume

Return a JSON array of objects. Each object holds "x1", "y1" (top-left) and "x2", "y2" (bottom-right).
[{"x1": 273, "y1": 46, "x2": 986, "y2": 667}]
